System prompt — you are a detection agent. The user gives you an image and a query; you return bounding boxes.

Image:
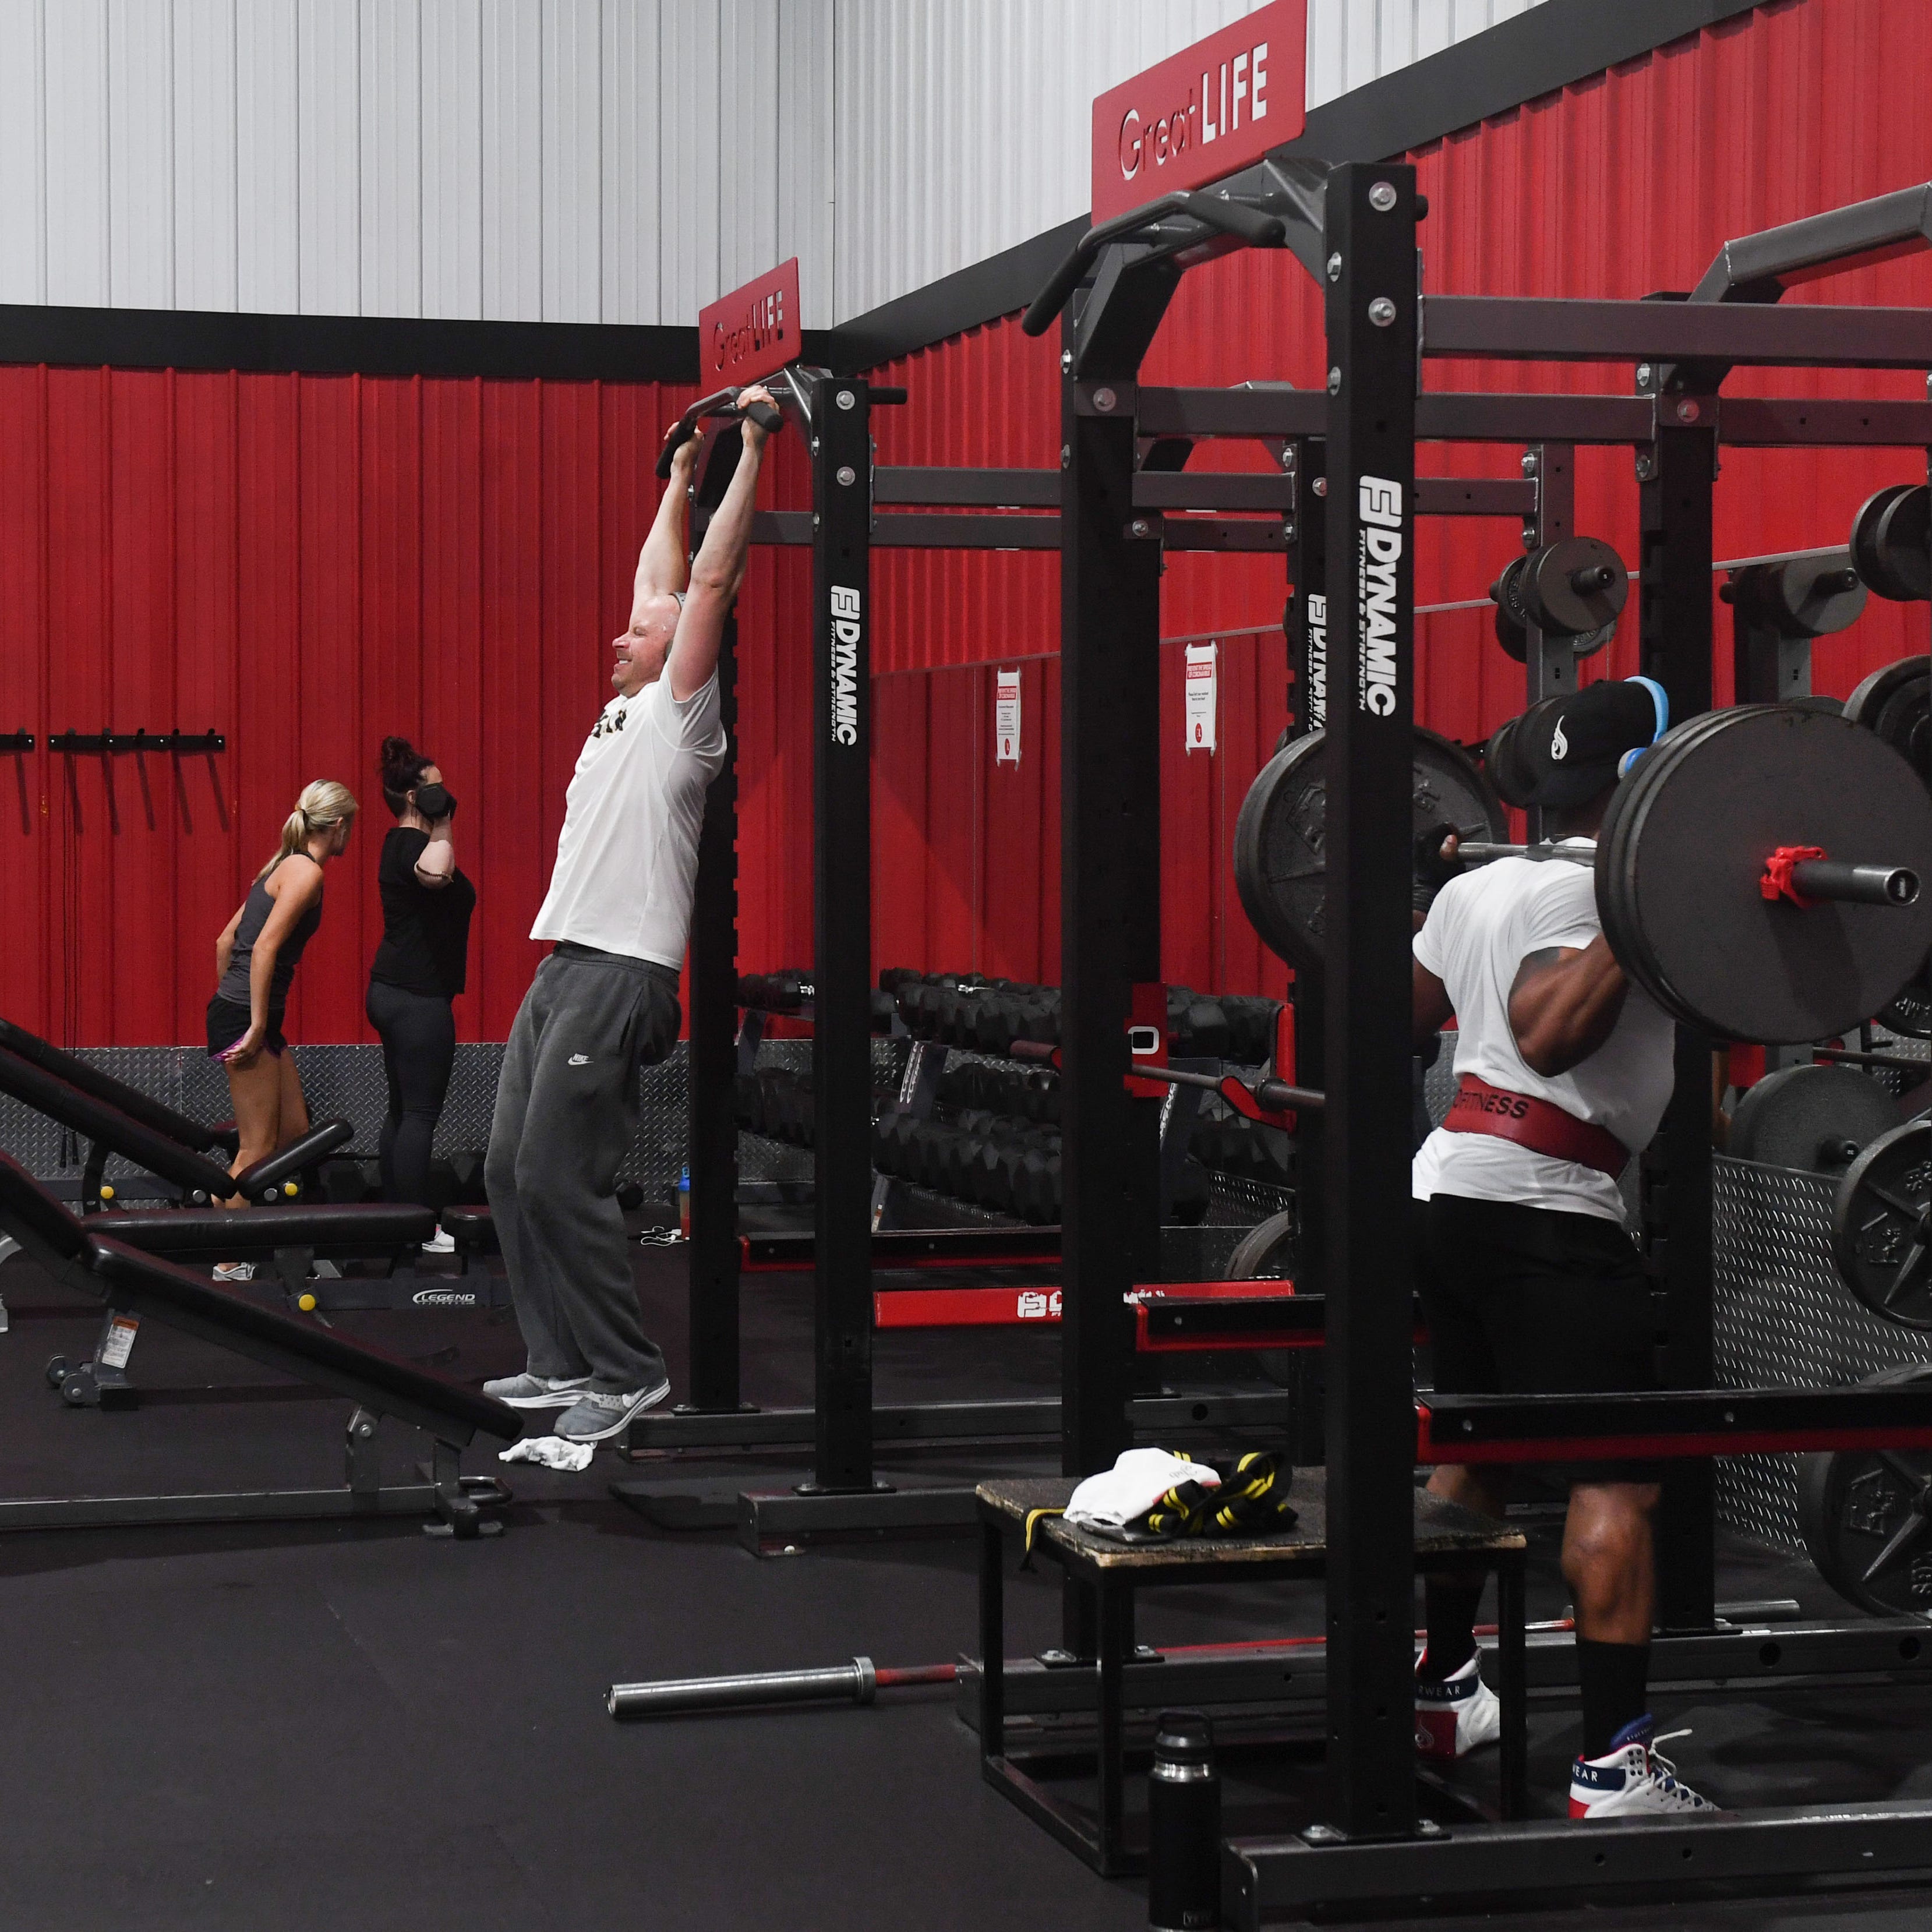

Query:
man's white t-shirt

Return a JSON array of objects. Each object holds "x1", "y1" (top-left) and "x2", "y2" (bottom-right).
[
  {"x1": 1411, "y1": 845, "x2": 1675, "y2": 1222},
  {"x1": 529, "y1": 670, "x2": 727, "y2": 969}
]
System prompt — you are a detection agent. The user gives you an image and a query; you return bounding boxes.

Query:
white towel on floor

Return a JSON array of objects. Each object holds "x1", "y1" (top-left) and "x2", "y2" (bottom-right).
[
  {"x1": 1065, "y1": 1449, "x2": 1219, "y2": 1529},
  {"x1": 499, "y1": 1436, "x2": 595, "y2": 1472}
]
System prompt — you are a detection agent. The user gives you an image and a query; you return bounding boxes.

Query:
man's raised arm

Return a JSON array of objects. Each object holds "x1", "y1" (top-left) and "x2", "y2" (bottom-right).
[
  {"x1": 666, "y1": 386, "x2": 773, "y2": 702},
  {"x1": 634, "y1": 433, "x2": 698, "y2": 612}
]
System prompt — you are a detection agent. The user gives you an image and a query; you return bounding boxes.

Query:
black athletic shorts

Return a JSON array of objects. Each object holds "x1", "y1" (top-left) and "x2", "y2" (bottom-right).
[
  {"x1": 1415, "y1": 1192, "x2": 1661, "y2": 1486},
  {"x1": 205, "y1": 994, "x2": 286, "y2": 1059}
]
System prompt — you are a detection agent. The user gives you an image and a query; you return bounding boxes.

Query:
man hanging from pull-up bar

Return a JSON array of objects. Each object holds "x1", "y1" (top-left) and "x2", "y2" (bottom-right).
[
  {"x1": 1407, "y1": 676, "x2": 1718, "y2": 1818},
  {"x1": 482, "y1": 387, "x2": 777, "y2": 1446}
]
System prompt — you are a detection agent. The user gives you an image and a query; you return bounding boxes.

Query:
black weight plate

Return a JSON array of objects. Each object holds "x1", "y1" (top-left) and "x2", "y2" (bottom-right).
[
  {"x1": 1523, "y1": 536, "x2": 1628, "y2": 638},
  {"x1": 1228, "y1": 1209, "x2": 1297, "y2": 1281},
  {"x1": 1852, "y1": 484, "x2": 1916, "y2": 599},
  {"x1": 1234, "y1": 727, "x2": 1507, "y2": 970},
  {"x1": 1882, "y1": 958, "x2": 1932, "y2": 1039},
  {"x1": 1728, "y1": 1062, "x2": 1899, "y2": 1175},
  {"x1": 1492, "y1": 606, "x2": 1613, "y2": 664},
  {"x1": 1873, "y1": 485, "x2": 1932, "y2": 603},
  {"x1": 1834, "y1": 1119, "x2": 1932, "y2": 1331},
  {"x1": 1595, "y1": 709, "x2": 1738, "y2": 1023},
  {"x1": 1873, "y1": 670, "x2": 1932, "y2": 777},
  {"x1": 1797, "y1": 1363, "x2": 1932, "y2": 1616},
  {"x1": 1597, "y1": 705, "x2": 1932, "y2": 1043},
  {"x1": 1846, "y1": 655, "x2": 1929, "y2": 734}
]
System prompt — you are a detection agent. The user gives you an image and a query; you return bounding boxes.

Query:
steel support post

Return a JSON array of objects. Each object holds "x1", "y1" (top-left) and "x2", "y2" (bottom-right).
[
  {"x1": 808, "y1": 373, "x2": 879, "y2": 1495},
  {"x1": 1523, "y1": 442, "x2": 1576, "y2": 845},
  {"x1": 1638, "y1": 408, "x2": 1718, "y2": 1631},
  {"x1": 1287, "y1": 439, "x2": 1329, "y2": 738},
  {"x1": 1316, "y1": 162, "x2": 1422, "y2": 1841},
  {"x1": 1059, "y1": 267, "x2": 1175, "y2": 1651}
]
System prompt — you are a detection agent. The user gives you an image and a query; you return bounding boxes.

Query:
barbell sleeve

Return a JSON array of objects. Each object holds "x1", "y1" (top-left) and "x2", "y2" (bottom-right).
[
  {"x1": 608, "y1": 1656, "x2": 878, "y2": 1718},
  {"x1": 1788, "y1": 859, "x2": 1920, "y2": 907}
]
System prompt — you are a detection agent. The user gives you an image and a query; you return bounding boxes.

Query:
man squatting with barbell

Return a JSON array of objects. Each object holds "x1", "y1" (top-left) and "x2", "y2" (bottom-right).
[
  {"x1": 1405, "y1": 676, "x2": 1718, "y2": 1818},
  {"x1": 479, "y1": 387, "x2": 778, "y2": 1445}
]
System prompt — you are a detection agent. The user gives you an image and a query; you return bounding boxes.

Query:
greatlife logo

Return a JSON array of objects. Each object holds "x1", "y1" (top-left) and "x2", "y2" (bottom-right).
[
  {"x1": 829, "y1": 585, "x2": 862, "y2": 747},
  {"x1": 1355, "y1": 476, "x2": 1403, "y2": 716}
]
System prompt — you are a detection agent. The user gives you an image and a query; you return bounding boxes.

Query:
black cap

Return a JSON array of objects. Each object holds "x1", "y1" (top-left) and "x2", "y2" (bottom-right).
[{"x1": 1504, "y1": 677, "x2": 1668, "y2": 807}]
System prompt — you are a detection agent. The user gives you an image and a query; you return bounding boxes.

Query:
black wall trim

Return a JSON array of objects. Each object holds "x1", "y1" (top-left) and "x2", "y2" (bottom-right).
[
  {"x1": 0, "y1": 302, "x2": 718, "y2": 384},
  {"x1": 831, "y1": 0, "x2": 1765, "y2": 370},
  {"x1": 0, "y1": 0, "x2": 1764, "y2": 384}
]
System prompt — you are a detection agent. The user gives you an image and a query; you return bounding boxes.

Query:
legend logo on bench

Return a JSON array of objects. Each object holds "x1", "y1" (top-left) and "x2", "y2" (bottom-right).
[{"x1": 1017, "y1": 1290, "x2": 1063, "y2": 1320}]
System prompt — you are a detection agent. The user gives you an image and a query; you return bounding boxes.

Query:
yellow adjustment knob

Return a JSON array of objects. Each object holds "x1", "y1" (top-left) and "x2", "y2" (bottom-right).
[
  {"x1": 298, "y1": 1292, "x2": 317, "y2": 1312},
  {"x1": 283, "y1": 1181, "x2": 299, "y2": 1198},
  {"x1": 99, "y1": 1185, "x2": 114, "y2": 1201}
]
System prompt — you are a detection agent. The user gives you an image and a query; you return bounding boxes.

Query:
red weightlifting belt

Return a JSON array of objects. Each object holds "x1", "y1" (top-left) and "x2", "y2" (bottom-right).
[{"x1": 1441, "y1": 1074, "x2": 1629, "y2": 1178}]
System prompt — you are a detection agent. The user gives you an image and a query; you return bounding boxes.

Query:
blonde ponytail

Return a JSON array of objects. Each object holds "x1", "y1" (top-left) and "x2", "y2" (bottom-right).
[{"x1": 257, "y1": 779, "x2": 358, "y2": 880}]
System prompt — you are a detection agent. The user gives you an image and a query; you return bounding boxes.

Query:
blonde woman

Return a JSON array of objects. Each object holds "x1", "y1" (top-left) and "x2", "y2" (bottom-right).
[{"x1": 207, "y1": 781, "x2": 357, "y2": 1226}]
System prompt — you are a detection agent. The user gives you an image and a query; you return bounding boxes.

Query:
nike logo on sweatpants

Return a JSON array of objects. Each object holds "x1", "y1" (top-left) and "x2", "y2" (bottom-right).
[{"x1": 568, "y1": 1054, "x2": 590, "y2": 1065}]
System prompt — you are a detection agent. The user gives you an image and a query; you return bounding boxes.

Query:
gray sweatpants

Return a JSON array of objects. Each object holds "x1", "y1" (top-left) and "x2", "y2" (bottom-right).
[{"x1": 485, "y1": 944, "x2": 680, "y2": 1394}]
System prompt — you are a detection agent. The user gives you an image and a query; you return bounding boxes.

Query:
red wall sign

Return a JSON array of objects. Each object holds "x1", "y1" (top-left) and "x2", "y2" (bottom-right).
[
  {"x1": 1090, "y1": 1, "x2": 1306, "y2": 225},
  {"x1": 698, "y1": 257, "x2": 801, "y2": 387}
]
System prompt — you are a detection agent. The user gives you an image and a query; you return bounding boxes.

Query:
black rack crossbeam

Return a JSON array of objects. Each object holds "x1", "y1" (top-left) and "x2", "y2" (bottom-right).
[
  {"x1": 1132, "y1": 472, "x2": 1293, "y2": 512},
  {"x1": 875, "y1": 467, "x2": 1059, "y2": 507},
  {"x1": 1422, "y1": 293, "x2": 1932, "y2": 368},
  {"x1": 0, "y1": 731, "x2": 31, "y2": 752},
  {"x1": 50, "y1": 729, "x2": 224, "y2": 754}
]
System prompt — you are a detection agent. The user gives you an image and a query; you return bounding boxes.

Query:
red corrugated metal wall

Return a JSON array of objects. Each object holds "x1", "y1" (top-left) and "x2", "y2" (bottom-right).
[
  {"x1": 9, "y1": 0, "x2": 1932, "y2": 1037},
  {"x1": 863, "y1": 0, "x2": 1932, "y2": 994}
]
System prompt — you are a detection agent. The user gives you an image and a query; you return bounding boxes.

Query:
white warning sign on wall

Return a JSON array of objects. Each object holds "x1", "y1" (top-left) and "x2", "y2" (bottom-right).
[
  {"x1": 995, "y1": 668, "x2": 1022, "y2": 764},
  {"x1": 1184, "y1": 642, "x2": 1218, "y2": 753}
]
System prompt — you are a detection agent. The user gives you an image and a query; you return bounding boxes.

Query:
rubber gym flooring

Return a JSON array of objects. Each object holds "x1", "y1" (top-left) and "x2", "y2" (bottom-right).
[{"x1": 6, "y1": 1242, "x2": 1932, "y2": 1931}]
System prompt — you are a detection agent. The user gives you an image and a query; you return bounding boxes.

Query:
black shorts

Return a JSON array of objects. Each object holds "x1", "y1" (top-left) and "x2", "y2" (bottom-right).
[
  {"x1": 1415, "y1": 1192, "x2": 1661, "y2": 1486},
  {"x1": 205, "y1": 994, "x2": 286, "y2": 1059}
]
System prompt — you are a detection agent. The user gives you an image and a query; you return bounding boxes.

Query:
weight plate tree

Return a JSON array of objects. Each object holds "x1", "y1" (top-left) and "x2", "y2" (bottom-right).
[
  {"x1": 1727, "y1": 1063, "x2": 1899, "y2": 1176},
  {"x1": 1851, "y1": 483, "x2": 1932, "y2": 603},
  {"x1": 1833, "y1": 1118, "x2": 1932, "y2": 1331},
  {"x1": 1595, "y1": 705, "x2": 1932, "y2": 1043},
  {"x1": 1798, "y1": 1364, "x2": 1932, "y2": 1616},
  {"x1": 1232, "y1": 726, "x2": 1506, "y2": 971}
]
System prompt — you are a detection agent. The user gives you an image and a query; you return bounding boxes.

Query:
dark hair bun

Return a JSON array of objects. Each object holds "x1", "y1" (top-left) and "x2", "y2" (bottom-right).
[
  {"x1": 380, "y1": 735, "x2": 417, "y2": 771},
  {"x1": 378, "y1": 737, "x2": 433, "y2": 817}
]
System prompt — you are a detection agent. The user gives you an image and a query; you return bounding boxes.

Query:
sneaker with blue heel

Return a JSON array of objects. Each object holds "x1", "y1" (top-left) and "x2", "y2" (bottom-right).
[
  {"x1": 1413, "y1": 1650, "x2": 1502, "y2": 1760},
  {"x1": 1570, "y1": 1716, "x2": 1717, "y2": 1818}
]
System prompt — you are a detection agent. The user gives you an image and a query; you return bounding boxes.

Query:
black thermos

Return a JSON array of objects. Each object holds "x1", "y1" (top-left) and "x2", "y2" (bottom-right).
[{"x1": 1147, "y1": 1709, "x2": 1220, "y2": 1931}]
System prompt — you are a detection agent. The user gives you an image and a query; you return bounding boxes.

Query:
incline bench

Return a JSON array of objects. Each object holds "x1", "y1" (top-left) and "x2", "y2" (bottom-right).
[{"x1": 0, "y1": 1153, "x2": 520, "y2": 1536}]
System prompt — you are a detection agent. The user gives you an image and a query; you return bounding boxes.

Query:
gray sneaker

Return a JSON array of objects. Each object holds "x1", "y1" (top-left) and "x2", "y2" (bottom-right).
[
  {"x1": 483, "y1": 1372, "x2": 592, "y2": 1410},
  {"x1": 552, "y1": 1377, "x2": 672, "y2": 1443}
]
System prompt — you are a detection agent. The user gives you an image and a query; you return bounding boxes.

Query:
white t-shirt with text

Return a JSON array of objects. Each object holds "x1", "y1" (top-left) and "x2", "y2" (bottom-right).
[
  {"x1": 529, "y1": 670, "x2": 727, "y2": 969},
  {"x1": 1410, "y1": 846, "x2": 1675, "y2": 1221}
]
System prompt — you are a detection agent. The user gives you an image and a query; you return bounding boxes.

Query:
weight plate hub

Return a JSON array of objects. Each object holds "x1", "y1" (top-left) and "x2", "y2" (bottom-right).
[
  {"x1": 1596, "y1": 705, "x2": 1932, "y2": 1043},
  {"x1": 1727, "y1": 1062, "x2": 1898, "y2": 1175},
  {"x1": 1234, "y1": 727, "x2": 1507, "y2": 971},
  {"x1": 1491, "y1": 537, "x2": 1624, "y2": 662},
  {"x1": 1833, "y1": 1119, "x2": 1932, "y2": 1332},
  {"x1": 1799, "y1": 1364, "x2": 1932, "y2": 1616}
]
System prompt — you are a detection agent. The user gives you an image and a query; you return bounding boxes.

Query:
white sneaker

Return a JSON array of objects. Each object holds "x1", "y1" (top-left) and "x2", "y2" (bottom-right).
[
  {"x1": 213, "y1": 1262, "x2": 256, "y2": 1284},
  {"x1": 1570, "y1": 1718, "x2": 1718, "y2": 1818},
  {"x1": 482, "y1": 1371, "x2": 592, "y2": 1410},
  {"x1": 1413, "y1": 1650, "x2": 1501, "y2": 1759},
  {"x1": 421, "y1": 1228, "x2": 457, "y2": 1254}
]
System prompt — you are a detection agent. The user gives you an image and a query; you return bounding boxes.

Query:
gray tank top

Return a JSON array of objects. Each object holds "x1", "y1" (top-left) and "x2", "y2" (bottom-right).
[{"x1": 216, "y1": 861, "x2": 323, "y2": 1012}]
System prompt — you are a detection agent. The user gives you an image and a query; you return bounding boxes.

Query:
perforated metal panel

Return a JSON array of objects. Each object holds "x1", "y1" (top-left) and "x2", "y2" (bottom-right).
[{"x1": 1714, "y1": 1154, "x2": 1932, "y2": 1552}]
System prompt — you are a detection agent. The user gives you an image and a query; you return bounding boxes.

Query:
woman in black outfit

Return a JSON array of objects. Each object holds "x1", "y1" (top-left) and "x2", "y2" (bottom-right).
[{"x1": 368, "y1": 738, "x2": 476, "y2": 1231}]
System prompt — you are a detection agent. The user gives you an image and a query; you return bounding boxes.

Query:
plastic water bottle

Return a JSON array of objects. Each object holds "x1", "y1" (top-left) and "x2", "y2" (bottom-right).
[
  {"x1": 678, "y1": 1163, "x2": 691, "y2": 1239},
  {"x1": 1147, "y1": 1710, "x2": 1220, "y2": 1932}
]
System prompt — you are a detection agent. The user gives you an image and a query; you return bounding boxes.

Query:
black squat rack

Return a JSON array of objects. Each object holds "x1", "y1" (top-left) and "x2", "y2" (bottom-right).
[{"x1": 1023, "y1": 155, "x2": 1932, "y2": 1920}]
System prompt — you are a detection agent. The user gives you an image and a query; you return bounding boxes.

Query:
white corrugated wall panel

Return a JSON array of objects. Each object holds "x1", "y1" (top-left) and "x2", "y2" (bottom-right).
[
  {"x1": 236, "y1": 0, "x2": 300, "y2": 313},
  {"x1": 0, "y1": 0, "x2": 47, "y2": 303},
  {"x1": 361, "y1": 0, "x2": 424, "y2": 320},
  {"x1": 43, "y1": 0, "x2": 110, "y2": 308},
  {"x1": 2, "y1": 0, "x2": 1552, "y2": 327},
  {"x1": 174, "y1": 0, "x2": 238, "y2": 313},
  {"x1": 421, "y1": 0, "x2": 484, "y2": 319},
  {"x1": 543, "y1": 0, "x2": 603, "y2": 323},
  {"x1": 600, "y1": 0, "x2": 660, "y2": 328}
]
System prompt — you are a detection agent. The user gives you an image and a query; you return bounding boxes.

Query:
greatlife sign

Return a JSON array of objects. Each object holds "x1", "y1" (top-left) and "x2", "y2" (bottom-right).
[
  {"x1": 698, "y1": 257, "x2": 801, "y2": 387},
  {"x1": 1090, "y1": 2, "x2": 1306, "y2": 225}
]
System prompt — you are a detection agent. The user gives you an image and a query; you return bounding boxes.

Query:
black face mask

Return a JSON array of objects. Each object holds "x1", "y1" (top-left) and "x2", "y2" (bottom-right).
[{"x1": 412, "y1": 782, "x2": 455, "y2": 821}]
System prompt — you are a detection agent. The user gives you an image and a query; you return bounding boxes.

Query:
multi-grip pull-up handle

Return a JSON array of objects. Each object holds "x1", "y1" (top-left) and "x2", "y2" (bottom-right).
[
  {"x1": 1022, "y1": 190, "x2": 1288, "y2": 337},
  {"x1": 655, "y1": 387, "x2": 788, "y2": 479}
]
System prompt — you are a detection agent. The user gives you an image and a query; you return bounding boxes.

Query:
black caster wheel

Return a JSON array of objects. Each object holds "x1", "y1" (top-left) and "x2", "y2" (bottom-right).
[{"x1": 44, "y1": 1355, "x2": 69, "y2": 1390}]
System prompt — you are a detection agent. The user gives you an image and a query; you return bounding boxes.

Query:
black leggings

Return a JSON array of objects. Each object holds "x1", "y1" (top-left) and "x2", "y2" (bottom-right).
[{"x1": 366, "y1": 980, "x2": 456, "y2": 1209}]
